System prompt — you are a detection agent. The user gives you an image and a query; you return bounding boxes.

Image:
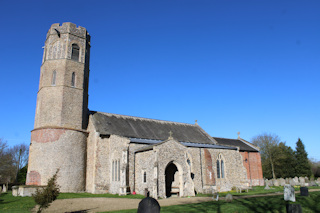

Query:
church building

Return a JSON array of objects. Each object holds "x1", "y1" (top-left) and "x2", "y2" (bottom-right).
[{"x1": 26, "y1": 23, "x2": 263, "y2": 198}]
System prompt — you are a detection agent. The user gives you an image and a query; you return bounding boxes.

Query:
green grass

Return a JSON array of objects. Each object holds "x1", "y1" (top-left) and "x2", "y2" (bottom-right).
[
  {"x1": 197, "y1": 185, "x2": 320, "y2": 197},
  {"x1": 0, "y1": 191, "x2": 145, "y2": 212},
  {"x1": 107, "y1": 191, "x2": 320, "y2": 213},
  {"x1": 1, "y1": 187, "x2": 319, "y2": 213},
  {"x1": 0, "y1": 192, "x2": 36, "y2": 213}
]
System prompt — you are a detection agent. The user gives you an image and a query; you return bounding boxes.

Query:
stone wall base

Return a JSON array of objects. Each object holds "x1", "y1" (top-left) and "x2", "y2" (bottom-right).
[{"x1": 12, "y1": 185, "x2": 45, "y2": 197}]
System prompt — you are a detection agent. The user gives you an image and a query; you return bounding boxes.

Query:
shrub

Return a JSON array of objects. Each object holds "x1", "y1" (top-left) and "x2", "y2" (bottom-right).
[{"x1": 32, "y1": 169, "x2": 60, "y2": 213}]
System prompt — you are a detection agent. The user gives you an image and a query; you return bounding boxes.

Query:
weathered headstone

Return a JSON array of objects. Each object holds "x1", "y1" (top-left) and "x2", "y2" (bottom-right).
[
  {"x1": 213, "y1": 192, "x2": 219, "y2": 201},
  {"x1": 305, "y1": 177, "x2": 309, "y2": 183},
  {"x1": 294, "y1": 177, "x2": 299, "y2": 185},
  {"x1": 310, "y1": 176, "x2": 315, "y2": 181},
  {"x1": 267, "y1": 179, "x2": 274, "y2": 187},
  {"x1": 284, "y1": 184, "x2": 295, "y2": 202},
  {"x1": 137, "y1": 197, "x2": 160, "y2": 213},
  {"x1": 285, "y1": 178, "x2": 290, "y2": 184},
  {"x1": 289, "y1": 178, "x2": 296, "y2": 186},
  {"x1": 286, "y1": 204, "x2": 302, "y2": 213},
  {"x1": 225, "y1": 193, "x2": 233, "y2": 202},
  {"x1": 310, "y1": 181, "x2": 317, "y2": 186},
  {"x1": 279, "y1": 178, "x2": 286, "y2": 186},
  {"x1": 299, "y1": 177, "x2": 305, "y2": 186},
  {"x1": 2, "y1": 184, "x2": 7, "y2": 193},
  {"x1": 273, "y1": 179, "x2": 279, "y2": 187},
  {"x1": 300, "y1": 187, "x2": 308, "y2": 196}
]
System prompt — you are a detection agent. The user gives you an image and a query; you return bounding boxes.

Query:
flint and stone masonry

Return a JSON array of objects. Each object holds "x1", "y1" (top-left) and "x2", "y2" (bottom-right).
[{"x1": 26, "y1": 22, "x2": 264, "y2": 197}]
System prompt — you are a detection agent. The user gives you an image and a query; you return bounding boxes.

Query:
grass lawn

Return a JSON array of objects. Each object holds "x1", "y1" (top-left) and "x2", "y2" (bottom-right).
[
  {"x1": 1, "y1": 186, "x2": 319, "y2": 212},
  {"x1": 107, "y1": 191, "x2": 320, "y2": 213},
  {"x1": 0, "y1": 191, "x2": 145, "y2": 212},
  {"x1": 0, "y1": 192, "x2": 36, "y2": 213}
]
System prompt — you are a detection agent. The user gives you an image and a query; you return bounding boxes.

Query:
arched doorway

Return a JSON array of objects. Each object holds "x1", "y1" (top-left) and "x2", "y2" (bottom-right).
[{"x1": 165, "y1": 162, "x2": 180, "y2": 197}]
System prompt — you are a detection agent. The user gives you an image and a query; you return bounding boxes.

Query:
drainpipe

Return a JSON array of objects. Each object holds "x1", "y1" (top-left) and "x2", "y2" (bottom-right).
[{"x1": 248, "y1": 152, "x2": 252, "y2": 186}]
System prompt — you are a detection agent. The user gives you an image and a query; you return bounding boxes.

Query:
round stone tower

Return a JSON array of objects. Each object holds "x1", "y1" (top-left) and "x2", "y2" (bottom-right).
[{"x1": 26, "y1": 23, "x2": 90, "y2": 192}]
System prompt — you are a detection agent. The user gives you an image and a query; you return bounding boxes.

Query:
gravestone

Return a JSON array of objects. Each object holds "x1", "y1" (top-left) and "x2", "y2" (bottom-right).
[
  {"x1": 213, "y1": 192, "x2": 219, "y2": 201},
  {"x1": 299, "y1": 177, "x2": 305, "y2": 186},
  {"x1": 300, "y1": 187, "x2": 308, "y2": 196},
  {"x1": 137, "y1": 197, "x2": 160, "y2": 213},
  {"x1": 273, "y1": 179, "x2": 279, "y2": 187},
  {"x1": 294, "y1": 177, "x2": 299, "y2": 185},
  {"x1": 286, "y1": 204, "x2": 302, "y2": 213},
  {"x1": 285, "y1": 178, "x2": 290, "y2": 184},
  {"x1": 279, "y1": 178, "x2": 286, "y2": 186},
  {"x1": 267, "y1": 179, "x2": 273, "y2": 187},
  {"x1": 310, "y1": 181, "x2": 317, "y2": 186},
  {"x1": 289, "y1": 178, "x2": 296, "y2": 186},
  {"x1": 284, "y1": 184, "x2": 295, "y2": 202},
  {"x1": 225, "y1": 193, "x2": 233, "y2": 202},
  {"x1": 305, "y1": 177, "x2": 309, "y2": 183},
  {"x1": 2, "y1": 184, "x2": 7, "y2": 193}
]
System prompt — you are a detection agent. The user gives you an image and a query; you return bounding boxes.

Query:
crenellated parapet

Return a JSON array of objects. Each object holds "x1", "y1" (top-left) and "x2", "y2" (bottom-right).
[{"x1": 46, "y1": 22, "x2": 89, "y2": 39}]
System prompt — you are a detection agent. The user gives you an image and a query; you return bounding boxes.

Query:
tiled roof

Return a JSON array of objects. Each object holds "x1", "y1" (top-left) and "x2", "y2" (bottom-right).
[
  {"x1": 213, "y1": 137, "x2": 259, "y2": 152},
  {"x1": 91, "y1": 111, "x2": 216, "y2": 144}
]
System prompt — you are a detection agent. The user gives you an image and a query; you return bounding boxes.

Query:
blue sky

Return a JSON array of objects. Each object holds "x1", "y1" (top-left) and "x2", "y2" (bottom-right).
[{"x1": 1, "y1": 0, "x2": 319, "y2": 160}]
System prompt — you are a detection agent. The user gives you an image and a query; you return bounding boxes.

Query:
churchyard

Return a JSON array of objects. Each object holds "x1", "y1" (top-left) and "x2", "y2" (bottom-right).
[{"x1": 1, "y1": 185, "x2": 320, "y2": 212}]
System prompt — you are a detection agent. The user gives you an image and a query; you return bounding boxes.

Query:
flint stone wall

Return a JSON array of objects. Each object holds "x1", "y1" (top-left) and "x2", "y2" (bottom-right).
[{"x1": 27, "y1": 129, "x2": 86, "y2": 192}]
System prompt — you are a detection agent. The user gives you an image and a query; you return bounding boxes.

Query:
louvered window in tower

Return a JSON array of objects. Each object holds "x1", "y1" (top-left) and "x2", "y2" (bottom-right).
[{"x1": 71, "y1": 44, "x2": 80, "y2": 61}]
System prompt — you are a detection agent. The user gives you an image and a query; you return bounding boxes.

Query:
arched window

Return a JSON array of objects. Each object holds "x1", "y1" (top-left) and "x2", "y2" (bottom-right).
[
  {"x1": 71, "y1": 44, "x2": 80, "y2": 61},
  {"x1": 217, "y1": 154, "x2": 225, "y2": 179},
  {"x1": 71, "y1": 72, "x2": 75, "y2": 87},
  {"x1": 51, "y1": 70, "x2": 56, "y2": 86}
]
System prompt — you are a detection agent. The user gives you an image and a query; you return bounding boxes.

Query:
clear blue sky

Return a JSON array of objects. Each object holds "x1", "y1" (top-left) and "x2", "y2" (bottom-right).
[{"x1": 1, "y1": 0, "x2": 319, "y2": 160}]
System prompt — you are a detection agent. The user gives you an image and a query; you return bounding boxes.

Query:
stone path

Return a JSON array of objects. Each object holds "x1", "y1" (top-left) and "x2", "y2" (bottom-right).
[{"x1": 37, "y1": 189, "x2": 320, "y2": 213}]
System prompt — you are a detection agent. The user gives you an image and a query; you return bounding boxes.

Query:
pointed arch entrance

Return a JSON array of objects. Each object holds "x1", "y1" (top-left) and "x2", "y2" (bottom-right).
[{"x1": 165, "y1": 162, "x2": 182, "y2": 197}]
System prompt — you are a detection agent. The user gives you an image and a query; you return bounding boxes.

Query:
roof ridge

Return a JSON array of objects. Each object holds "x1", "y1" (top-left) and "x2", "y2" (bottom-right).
[
  {"x1": 213, "y1": 136, "x2": 239, "y2": 140},
  {"x1": 94, "y1": 111, "x2": 196, "y2": 126}
]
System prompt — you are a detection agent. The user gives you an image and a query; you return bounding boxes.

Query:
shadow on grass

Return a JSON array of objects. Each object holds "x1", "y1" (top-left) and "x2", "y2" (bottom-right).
[
  {"x1": 0, "y1": 192, "x2": 21, "y2": 205},
  {"x1": 297, "y1": 192, "x2": 320, "y2": 212},
  {"x1": 235, "y1": 195, "x2": 285, "y2": 213}
]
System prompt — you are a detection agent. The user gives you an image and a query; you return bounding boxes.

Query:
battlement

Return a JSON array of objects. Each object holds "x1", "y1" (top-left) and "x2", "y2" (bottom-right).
[{"x1": 46, "y1": 22, "x2": 89, "y2": 39}]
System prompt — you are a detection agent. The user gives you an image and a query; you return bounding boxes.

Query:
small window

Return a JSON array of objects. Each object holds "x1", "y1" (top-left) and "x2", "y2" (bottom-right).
[
  {"x1": 143, "y1": 172, "x2": 147, "y2": 183},
  {"x1": 71, "y1": 72, "x2": 75, "y2": 87},
  {"x1": 71, "y1": 44, "x2": 80, "y2": 61},
  {"x1": 51, "y1": 70, "x2": 56, "y2": 86},
  {"x1": 216, "y1": 160, "x2": 220, "y2": 179}
]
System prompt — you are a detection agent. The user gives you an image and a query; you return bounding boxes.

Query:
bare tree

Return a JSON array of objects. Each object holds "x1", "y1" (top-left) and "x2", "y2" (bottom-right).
[
  {"x1": 0, "y1": 139, "x2": 29, "y2": 183},
  {"x1": 8, "y1": 144, "x2": 29, "y2": 182},
  {"x1": 252, "y1": 133, "x2": 281, "y2": 179},
  {"x1": 0, "y1": 139, "x2": 15, "y2": 183}
]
